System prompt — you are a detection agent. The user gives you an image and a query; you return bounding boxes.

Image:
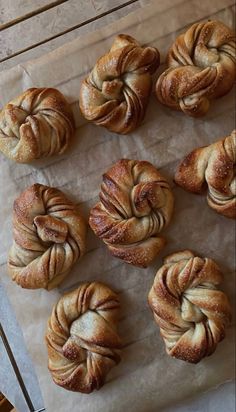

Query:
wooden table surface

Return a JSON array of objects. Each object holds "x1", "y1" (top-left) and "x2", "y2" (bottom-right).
[{"x1": 0, "y1": 1, "x2": 234, "y2": 411}]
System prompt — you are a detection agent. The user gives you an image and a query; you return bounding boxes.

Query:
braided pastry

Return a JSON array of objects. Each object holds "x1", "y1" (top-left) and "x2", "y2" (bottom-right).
[
  {"x1": 89, "y1": 159, "x2": 174, "y2": 267},
  {"x1": 175, "y1": 130, "x2": 236, "y2": 219},
  {"x1": 156, "y1": 20, "x2": 236, "y2": 117},
  {"x1": 79, "y1": 34, "x2": 160, "y2": 134},
  {"x1": 8, "y1": 184, "x2": 86, "y2": 290},
  {"x1": 148, "y1": 250, "x2": 231, "y2": 363},
  {"x1": 46, "y1": 282, "x2": 122, "y2": 393},
  {"x1": 0, "y1": 88, "x2": 75, "y2": 163}
]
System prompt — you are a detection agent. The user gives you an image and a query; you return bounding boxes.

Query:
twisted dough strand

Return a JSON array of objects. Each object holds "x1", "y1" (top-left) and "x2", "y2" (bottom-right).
[
  {"x1": 89, "y1": 159, "x2": 174, "y2": 267},
  {"x1": 175, "y1": 130, "x2": 236, "y2": 219},
  {"x1": 8, "y1": 184, "x2": 86, "y2": 290},
  {"x1": 148, "y1": 250, "x2": 231, "y2": 363},
  {"x1": 0, "y1": 88, "x2": 75, "y2": 163},
  {"x1": 80, "y1": 34, "x2": 160, "y2": 134},
  {"x1": 156, "y1": 20, "x2": 236, "y2": 117},
  {"x1": 46, "y1": 282, "x2": 122, "y2": 393}
]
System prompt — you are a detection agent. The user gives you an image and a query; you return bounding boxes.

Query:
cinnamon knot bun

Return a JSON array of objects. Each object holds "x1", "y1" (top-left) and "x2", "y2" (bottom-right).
[
  {"x1": 89, "y1": 159, "x2": 174, "y2": 267},
  {"x1": 0, "y1": 88, "x2": 75, "y2": 163},
  {"x1": 8, "y1": 184, "x2": 86, "y2": 290},
  {"x1": 175, "y1": 130, "x2": 236, "y2": 219},
  {"x1": 80, "y1": 34, "x2": 160, "y2": 134},
  {"x1": 46, "y1": 282, "x2": 122, "y2": 393},
  {"x1": 148, "y1": 250, "x2": 231, "y2": 363},
  {"x1": 156, "y1": 20, "x2": 236, "y2": 117}
]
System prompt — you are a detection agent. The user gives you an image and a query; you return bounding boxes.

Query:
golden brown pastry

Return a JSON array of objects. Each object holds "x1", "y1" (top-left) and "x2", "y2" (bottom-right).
[
  {"x1": 156, "y1": 20, "x2": 236, "y2": 117},
  {"x1": 0, "y1": 88, "x2": 75, "y2": 163},
  {"x1": 79, "y1": 34, "x2": 160, "y2": 134},
  {"x1": 148, "y1": 250, "x2": 231, "y2": 363},
  {"x1": 46, "y1": 282, "x2": 122, "y2": 393},
  {"x1": 174, "y1": 130, "x2": 236, "y2": 219},
  {"x1": 0, "y1": 393, "x2": 14, "y2": 412},
  {"x1": 89, "y1": 159, "x2": 174, "y2": 267},
  {"x1": 8, "y1": 184, "x2": 86, "y2": 290}
]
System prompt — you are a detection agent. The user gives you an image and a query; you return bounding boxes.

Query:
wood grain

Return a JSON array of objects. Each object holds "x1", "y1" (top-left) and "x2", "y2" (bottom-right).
[
  {"x1": 0, "y1": 0, "x2": 149, "y2": 71},
  {"x1": 0, "y1": 1, "x2": 69, "y2": 31},
  {"x1": 0, "y1": 0, "x2": 139, "y2": 63},
  {"x1": 0, "y1": 0, "x2": 58, "y2": 25}
]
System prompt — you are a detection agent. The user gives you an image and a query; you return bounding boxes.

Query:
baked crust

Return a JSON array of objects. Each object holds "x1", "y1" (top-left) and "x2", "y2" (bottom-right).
[
  {"x1": 45, "y1": 282, "x2": 122, "y2": 393},
  {"x1": 0, "y1": 88, "x2": 75, "y2": 163},
  {"x1": 148, "y1": 250, "x2": 231, "y2": 363},
  {"x1": 8, "y1": 184, "x2": 87, "y2": 290},
  {"x1": 175, "y1": 130, "x2": 236, "y2": 219},
  {"x1": 80, "y1": 34, "x2": 160, "y2": 134},
  {"x1": 156, "y1": 20, "x2": 236, "y2": 117},
  {"x1": 89, "y1": 159, "x2": 174, "y2": 267}
]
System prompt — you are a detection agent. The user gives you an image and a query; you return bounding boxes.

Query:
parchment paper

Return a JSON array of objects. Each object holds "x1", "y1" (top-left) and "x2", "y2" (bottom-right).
[{"x1": 0, "y1": 0, "x2": 235, "y2": 411}]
